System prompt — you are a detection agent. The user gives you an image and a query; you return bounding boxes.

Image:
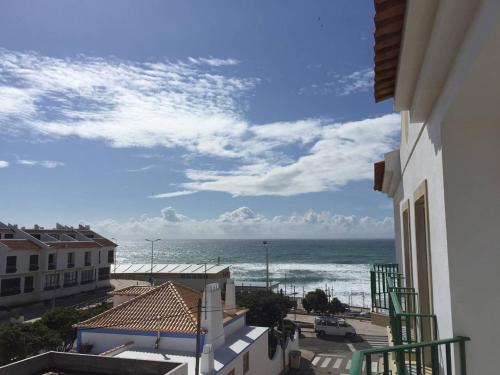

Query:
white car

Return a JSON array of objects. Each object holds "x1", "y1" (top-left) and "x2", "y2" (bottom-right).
[{"x1": 314, "y1": 317, "x2": 356, "y2": 337}]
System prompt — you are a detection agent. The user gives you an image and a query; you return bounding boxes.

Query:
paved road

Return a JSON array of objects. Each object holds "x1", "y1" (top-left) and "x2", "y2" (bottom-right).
[{"x1": 297, "y1": 318, "x2": 388, "y2": 375}]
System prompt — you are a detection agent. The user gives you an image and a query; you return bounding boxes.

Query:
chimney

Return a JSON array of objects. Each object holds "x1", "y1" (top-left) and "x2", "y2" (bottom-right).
[
  {"x1": 34, "y1": 224, "x2": 40, "y2": 230},
  {"x1": 224, "y1": 279, "x2": 236, "y2": 314},
  {"x1": 201, "y1": 283, "x2": 225, "y2": 350},
  {"x1": 200, "y1": 344, "x2": 215, "y2": 374}
]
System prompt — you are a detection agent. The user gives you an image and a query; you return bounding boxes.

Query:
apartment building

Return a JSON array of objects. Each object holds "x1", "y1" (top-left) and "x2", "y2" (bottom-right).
[{"x1": 0, "y1": 222, "x2": 115, "y2": 308}]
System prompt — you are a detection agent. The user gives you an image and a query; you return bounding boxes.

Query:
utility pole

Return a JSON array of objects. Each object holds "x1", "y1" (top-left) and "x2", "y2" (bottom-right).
[
  {"x1": 281, "y1": 311, "x2": 286, "y2": 373},
  {"x1": 195, "y1": 298, "x2": 202, "y2": 375},
  {"x1": 146, "y1": 238, "x2": 161, "y2": 286},
  {"x1": 284, "y1": 272, "x2": 287, "y2": 297},
  {"x1": 263, "y1": 241, "x2": 269, "y2": 292}
]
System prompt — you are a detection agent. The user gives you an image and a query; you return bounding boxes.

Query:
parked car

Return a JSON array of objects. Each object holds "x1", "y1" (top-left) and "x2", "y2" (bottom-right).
[{"x1": 314, "y1": 317, "x2": 355, "y2": 337}]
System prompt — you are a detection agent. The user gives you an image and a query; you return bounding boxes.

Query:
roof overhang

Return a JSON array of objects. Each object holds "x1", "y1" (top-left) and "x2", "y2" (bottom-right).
[
  {"x1": 373, "y1": 150, "x2": 401, "y2": 197},
  {"x1": 373, "y1": 0, "x2": 407, "y2": 102}
]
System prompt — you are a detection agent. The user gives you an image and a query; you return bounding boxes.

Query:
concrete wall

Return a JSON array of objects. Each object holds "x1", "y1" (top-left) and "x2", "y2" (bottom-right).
[{"x1": 80, "y1": 329, "x2": 199, "y2": 354}]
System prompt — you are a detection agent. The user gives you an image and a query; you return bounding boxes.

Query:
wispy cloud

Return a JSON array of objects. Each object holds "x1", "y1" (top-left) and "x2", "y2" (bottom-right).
[
  {"x1": 17, "y1": 159, "x2": 65, "y2": 168},
  {"x1": 149, "y1": 190, "x2": 198, "y2": 199},
  {"x1": 0, "y1": 50, "x2": 398, "y2": 197},
  {"x1": 91, "y1": 206, "x2": 394, "y2": 239},
  {"x1": 298, "y1": 68, "x2": 374, "y2": 97},
  {"x1": 127, "y1": 164, "x2": 157, "y2": 172},
  {"x1": 0, "y1": 161, "x2": 8, "y2": 168}
]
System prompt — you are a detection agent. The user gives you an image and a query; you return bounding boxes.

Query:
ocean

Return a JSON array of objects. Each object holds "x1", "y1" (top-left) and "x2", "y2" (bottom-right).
[{"x1": 115, "y1": 239, "x2": 395, "y2": 308}]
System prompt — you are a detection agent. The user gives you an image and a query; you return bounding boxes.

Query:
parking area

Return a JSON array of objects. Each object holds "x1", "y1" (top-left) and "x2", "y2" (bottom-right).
[{"x1": 290, "y1": 315, "x2": 388, "y2": 375}]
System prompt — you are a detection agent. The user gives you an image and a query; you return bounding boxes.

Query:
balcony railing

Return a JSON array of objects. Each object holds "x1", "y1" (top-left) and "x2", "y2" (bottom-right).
[
  {"x1": 63, "y1": 281, "x2": 78, "y2": 288},
  {"x1": 353, "y1": 264, "x2": 470, "y2": 375},
  {"x1": 5, "y1": 266, "x2": 17, "y2": 274},
  {"x1": 370, "y1": 263, "x2": 400, "y2": 312},
  {"x1": 29, "y1": 264, "x2": 39, "y2": 271},
  {"x1": 67, "y1": 263, "x2": 75, "y2": 269},
  {"x1": 48, "y1": 264, "x2": 56, "y2": 270},
  {"x1": 350, "y1": 336, "x2": 470, "y2": 375}
]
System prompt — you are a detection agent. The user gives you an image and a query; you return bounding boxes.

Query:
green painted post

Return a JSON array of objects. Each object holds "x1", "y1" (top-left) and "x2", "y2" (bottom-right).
[{"x1": 459, "y1": 339, "x2": 467, "y2": 375}]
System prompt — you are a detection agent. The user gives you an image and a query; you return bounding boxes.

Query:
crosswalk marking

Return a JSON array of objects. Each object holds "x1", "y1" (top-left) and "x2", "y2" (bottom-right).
[
  {"x1": 311, "y1": 356, "x2": 320, "y2": 366},
  {"x1": 333, "y1": 358, "x2": 342, "y2": 368},
  {"x1": 321, "y1": 358, "x2": 332, "y2": 367}
]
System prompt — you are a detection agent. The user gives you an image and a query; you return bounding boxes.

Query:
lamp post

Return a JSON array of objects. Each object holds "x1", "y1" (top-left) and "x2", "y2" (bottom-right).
[
  {"x1": 146, "y1": 238, "x2": 161, "y2": 286},
  {"x1": 263, "y1": 241, "x2": 269, "y2": 292}
]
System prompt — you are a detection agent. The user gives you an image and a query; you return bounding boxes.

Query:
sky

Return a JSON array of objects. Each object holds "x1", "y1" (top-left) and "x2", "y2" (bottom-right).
[{"x1": 0, "y1": 0, "x2": 398, "y2": 239}]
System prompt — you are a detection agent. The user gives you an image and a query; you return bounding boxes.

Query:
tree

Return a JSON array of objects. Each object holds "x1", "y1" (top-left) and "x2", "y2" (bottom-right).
[
  {"x1": 236, "y1": 290, "x2": 292, "y2": 328},
  {"x1": 327, "y1": 298, "x2": 346, "y2": 314},
  {"x1": 302, "y1": 289, "x2": 328, "y2": 313},
  {"x1": 0, "y1": 321, "x2": 60, "y2": 365}
]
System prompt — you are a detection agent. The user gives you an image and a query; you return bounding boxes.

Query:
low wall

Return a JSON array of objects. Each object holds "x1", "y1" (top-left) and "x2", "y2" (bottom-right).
[{"x1": 0, "y1": 352, "x2": 185, "y2": 375}]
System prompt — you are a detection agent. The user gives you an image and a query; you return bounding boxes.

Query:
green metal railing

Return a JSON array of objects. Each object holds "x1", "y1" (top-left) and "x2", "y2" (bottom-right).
[
  {"x1": 370, "y1": 263, "x2": 400, "y2": 312},
  {"x1": 349, "y1": 336, "x2": 470, "y2": 375},
  {"x1": 356, "y1": 264, "x2": 469, "y2": 374}
]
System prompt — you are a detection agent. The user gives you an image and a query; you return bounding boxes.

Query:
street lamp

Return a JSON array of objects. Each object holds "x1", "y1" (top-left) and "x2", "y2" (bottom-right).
[
  {"x1": 263, "y1": 241, "x2": 269, "y2": 292},
  {"x1": 146, "y1": 238, "x2": 161, "y2": 285}
]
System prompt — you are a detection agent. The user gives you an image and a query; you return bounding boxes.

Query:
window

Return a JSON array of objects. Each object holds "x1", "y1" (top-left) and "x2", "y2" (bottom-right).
[
  {"x1": 64, "y1": 271, "x2": 78, "y2": 287},
  {"x1": 98, "y1": 267, "x2": 110, "y2": 281},
  {"x1": 81, "y1": 269, "x2": 94, "y2": 284},
  {"x1": 107, "y1": 250, "x2": 114, "y2": 264},
  {"x1": 98, "y1": 251, "x2": 101, "y2": 264},
  {"x1": 227, "y1": 369, "x2": 235, "y2": 375},
  {"x1": 67, "y1": 252, "x2": 75, "y2": 268},
  {"x1": 84, "y1": 251, "x2": 91, "y2": 266},
  {"x1": 24, "y1": 276, "x2": 34, "y2": 293},
  {"x1": 243, "y1": 351, "x2": 250, "y2": 373},
  {"x1": 44, "y1": 274, "x2": 60, "y2": 290},
  {"x1": 4, "y1": 233, "x2": 13, "y2": 239},
  {"x1": 29, "y1": 254, "x2": 39, "y2": 271},
  {"x1": 48, "y1": 253, "x2": 56, "y2": 270},
  {"x1": 1, "y1": 278, "x2": 21, "y2": 296},
  {"x1": 6, "y1": 256, "x2": 17, "y2": 273}
]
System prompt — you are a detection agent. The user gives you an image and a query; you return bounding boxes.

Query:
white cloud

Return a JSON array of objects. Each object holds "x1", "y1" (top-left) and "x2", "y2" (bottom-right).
[
  {"x1": 90, "y1": 206, "x2": 394, "y2": 239},
  {"x1": 127, "y1": 164, "x2": 157, "y2": 172},
  {"x1": 17, "y1": 159, "x2": 65, "y2": 168},
  {"x1": 336, "y1": 68, "x2": 374, "y2": 96},
  {"x1": 183, "y1": 115, "x2": 400, "y2": 196},
  {"x1": 0, "y1": 161, "x2": 8, "y2": 168},
  {"x1": 150, "y1": 190, "x2": 198, "y2": 199},
  {"x1": 0, "y1": 50, "x2": 399, "y2": 197}
]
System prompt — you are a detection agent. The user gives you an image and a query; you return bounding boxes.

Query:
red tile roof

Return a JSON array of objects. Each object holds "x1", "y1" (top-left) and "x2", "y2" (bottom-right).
[
  {"x1": 76, "y1": 282, "x2": 203, "y2": 334},
  {"x1": 93, "y1": 238, "x2": 117, "y2": 247},
  {"x1": 373, "y1": 0, "x2": 407, "y2": 102},
  {"x1": 110, "y1": 285, "x2": 156, "y2": 296},
  {"x1": 0, "y1": 239, "x2": 42, "y2": 251},
  {"x1": 47, "y1": 241, "x2": 101, "y2": 249}
]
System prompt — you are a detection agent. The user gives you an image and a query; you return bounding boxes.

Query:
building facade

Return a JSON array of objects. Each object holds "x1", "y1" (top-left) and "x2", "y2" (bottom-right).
[
  {"x1": 0, "y1": 222, "x2": 115, "y2": 308},
  {"x1": 367, "y1": 0, "x2": 500, "y2": 374}
]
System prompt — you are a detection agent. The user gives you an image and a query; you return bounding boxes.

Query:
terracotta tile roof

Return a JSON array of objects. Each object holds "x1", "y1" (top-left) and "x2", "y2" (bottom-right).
[
  {"x1": 47, "y1": 241, "x2": 101, "y2": 249},
  {"x1": 373, "y1": 0, "x2": 407, "y2": 102},
  {"x1": 93, "y1": 238, "x2": 117, "y2": 247},
  {"x1": 110, "y1": 285, "x2": 156, "y2": 296},
  {"x1": 374, "y1": 160, "x2": 385, "y2": 191},
  {"x1": 76, "y1": 282, "x2": 203, "y2": 334},
  {"x1": 0, "y1": 239, "x2": 42, "y2": 251}
]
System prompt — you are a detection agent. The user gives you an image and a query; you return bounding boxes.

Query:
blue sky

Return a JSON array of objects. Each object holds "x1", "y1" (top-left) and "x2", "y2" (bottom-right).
[{"x1": 0, "y1": 0, "x2": 397, "y2": 238}]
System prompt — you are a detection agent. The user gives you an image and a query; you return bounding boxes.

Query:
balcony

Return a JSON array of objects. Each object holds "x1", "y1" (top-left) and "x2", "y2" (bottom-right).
[
  {"x1": 29, "y1": 264, "x2": 39, "y2": 271},
  {"x1": 63, "y1": 281, "x2": 78, "y2": 288},
  {"x1": 349, "y1": 264, "x2": 471, "y2": 375},
  {"x1": 44, "y1": 285, "x2": 60, "y2": 291},
  {"x1": 24, "y1": 287, "x2": 34, "y2": 293},
  {"x1": 48, "y1": 264, "x2": 56, "y2": 270},
  {"x1": 5, "y1": 266, "x2": 17, "y2": 274},
  {"x1": 0, "y1": 288, "x2": 21, "y2": 297},
  {"x1": 84, "y1": 262, "x2": 91, "y2": 267},
  {"x1": 67, "y1": 263, "x2": 75, "y2": 269}
]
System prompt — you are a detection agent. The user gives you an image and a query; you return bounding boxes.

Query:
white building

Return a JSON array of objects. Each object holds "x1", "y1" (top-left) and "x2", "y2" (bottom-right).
[
  {"x1": 112, "y1": 263, "x2": 230, "y2": 291},
  {"x1": 76, "y1": 279, "x2": 299, "y2": 375},
  {"x1": 0, "y1": 222, "x2": 115, "y2": 308},
  {"x1": 366, "y1": 0, "x2": 500, "y2": 374}
]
